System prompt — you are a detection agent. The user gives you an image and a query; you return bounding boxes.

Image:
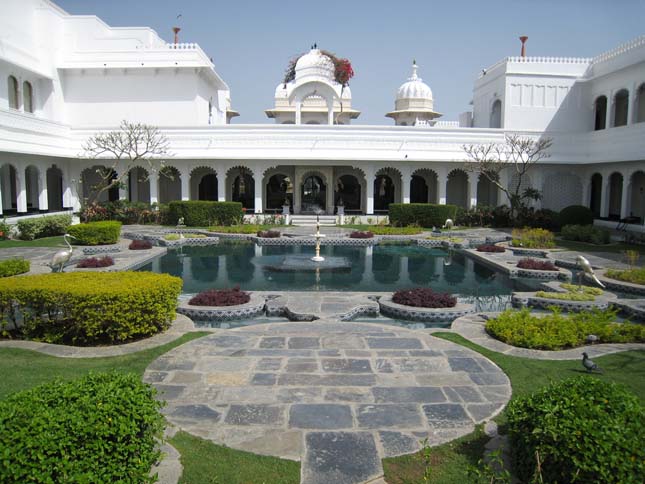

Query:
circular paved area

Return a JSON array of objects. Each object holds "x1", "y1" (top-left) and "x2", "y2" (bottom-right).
[{"x1": 144, "y1": 321, "x2": 511, "y2": 484}]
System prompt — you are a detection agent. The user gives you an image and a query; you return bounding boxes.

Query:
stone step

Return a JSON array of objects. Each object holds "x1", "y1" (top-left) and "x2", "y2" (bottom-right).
[{"x1": 291, "y1": 215, "x2": 337, "y2": 227}]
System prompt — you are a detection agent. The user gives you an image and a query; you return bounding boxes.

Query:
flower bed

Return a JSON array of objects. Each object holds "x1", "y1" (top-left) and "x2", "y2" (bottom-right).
[
  {"x1": 534, "y1": 283, "x2": 603, "y2": 302},
  {"x1": 516, "y1": 258, "x2": 557, "y2": 271},
  {"x1": 76, "y1": 256, "x2": 115, "y2": 268},
  {"x1": 485, "y1": 307, "x2": 645, "y2": 350},
  {"x1": 129, "y1": 239, "x2": 153, "y2": 250},
  {"x1": 189, "y1": 287, "x2": 250, "y2": 306},
  {"x1": 379, "y1": 293, "x2": 474, "y2": 322},
  {"x1": 178, "y1": 291, "x2": 265, "y2": 321},
  {"x1": 392, "y1": 288, "x2": 457, "y2": 308},
  {"x1": 349, "y1": 230, "x2": 374, "y2": 239},
  {"x1": 511, "y1": 227, "x2": 555, "y2": 249},
  {"x1": 476, "y1": 244, "x2": 505, "y2": 253},
  {"x1": 605, "y1": 267, "x2": 645, "y2": 286}
]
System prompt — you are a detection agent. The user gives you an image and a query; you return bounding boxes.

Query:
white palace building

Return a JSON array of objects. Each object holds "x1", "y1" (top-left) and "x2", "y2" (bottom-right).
[{"x1": 1, "y1": 0, "x2": 644, "y2": 229}]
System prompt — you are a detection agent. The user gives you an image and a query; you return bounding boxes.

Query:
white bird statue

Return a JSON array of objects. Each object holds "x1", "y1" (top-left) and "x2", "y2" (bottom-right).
[
  {"x1": 576, "y1": 255, "x2": 605, "y2": 288},
  {"x1": 443, "y1": 218, "x2": 454, "y2": 230},
  {"x1": 50, "y1": 233, "x2": 76, "y2": 273}
]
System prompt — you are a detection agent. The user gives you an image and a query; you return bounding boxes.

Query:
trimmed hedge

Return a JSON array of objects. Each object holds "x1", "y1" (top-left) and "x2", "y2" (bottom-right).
[
  {"x1": 0, "y1": 372, "x2": 164, "y2": 484},
  {"x1": 67, "y1": 221, "x2": 122, "y2": 245},
  {"x1": 559, "y1": 204, "x2": 594, "y2": 227},
  {"x1": 511, "y1": 227, "x2": 555, "y2": 248},
  {"x1": 169, "y1": 201, "x2": 243, "y2": 226},
  {"x1": 507, "y1": 378, "x2": 645, "y2": 483},
  {"x1": 17, "y1": 214, "x2": 72, "y2": 241},
  {"x1": 388, "y1": 203, "x2": 457, "y2": 228},
  {"x1": 0, "y1": 258, "x2": 30, "y2": 277},
  {"x1": 0, "y1": 272, "x2": 182, "y2": 345},
  {"x1": 561, "y1": 224, "x2": 610, "y2": 245}
]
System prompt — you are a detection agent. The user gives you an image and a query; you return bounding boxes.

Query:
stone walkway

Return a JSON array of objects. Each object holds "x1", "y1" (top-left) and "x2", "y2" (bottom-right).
[{"x1": 144, "y1": 321, "x2": 511, "y2": 484}]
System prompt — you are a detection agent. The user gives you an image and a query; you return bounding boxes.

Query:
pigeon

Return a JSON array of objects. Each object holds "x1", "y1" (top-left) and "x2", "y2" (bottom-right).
[{"x1": 582, "y1": 352, "x2": 602, "y2": 373}]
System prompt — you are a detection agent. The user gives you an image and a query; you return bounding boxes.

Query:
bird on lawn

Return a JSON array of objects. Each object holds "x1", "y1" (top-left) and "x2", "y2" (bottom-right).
[
  {"x1": 50, "y1": 233, "x2": 76, "y2": 272},
  {"x1": 576, "y1": 255, "x2": 605, "y2": 288},
  {"x1": 582, "y1": 352, "x2": 603, "y2": 373},
  {"x1": 443, "y1": 218, "x2": 454, "y2": 230}
]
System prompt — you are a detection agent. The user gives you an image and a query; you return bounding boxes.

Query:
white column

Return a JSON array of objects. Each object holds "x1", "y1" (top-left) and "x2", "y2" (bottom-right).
[
  {"x1": 118, "y1": 171, "x2": 128, "y2": 201},
  {"x1": 365, "y1": 167, "x2": 374, "y2": 215},
  {"x1": 16, "y1": 169, "x2": 27, "y2": 213},
  {"x1": 217, "y1": 170, "x2": 226, "y2": 202},
  {"x1": 38, "y1": 172, "x2": 48, "y2": 211},
  {"x1": 149, "y1": 170, "x2": 159, "y2": 205},
  {"x1": 1, "y1": 167, "x2": 12, "y2": 210},
  {"x1": 0, "y1": 182, "x2": 3, "y2": 215},
  {"x1": 606, "y1": 92, "x2": 613, "y2": 128},
  {"x1": 437, "y1": 169, "x2": 447, "y2": 205},
  {"x1": 253, "y1": 169, "x2": 263, "y2": 213},
  {"x1": 180, "y1": 168, "x2": 190, "y2": 201},
  {"x1": 581, "y1": 178, "x2": 591, "y2": 207},
  {"x1": 327, "y1": 100, "x2": 334, "y2": 126},
  {"x1": 498, "y1": 169, "x2": 509, "y2": 207},
  {"x1": 626, "y1": 87, "x2": 634, "y2": 125},
  {"x1": 295, "y1": 100, "x2": 302, "y2": 125},
  {"x1": 467, "y1": 173, "x2": 478, "y2": 208},
  {"x1": 600, "y1": 177, "x2": 610, "y2": 218},
  {"x1": 401, "y1": 167, "x2": 411, "y2": 204},
  {"x1": 620, "y1": 177, "x2": 631, "y2": 219}
]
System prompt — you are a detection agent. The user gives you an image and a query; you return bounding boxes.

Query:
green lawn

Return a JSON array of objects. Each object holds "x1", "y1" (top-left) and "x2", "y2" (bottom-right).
[
  {"x1": 382, "y1": 333, "x2": 645, "y2": 483},
  {"x1": 0, "y1": 235, "x2": 65, "y2": 249}
]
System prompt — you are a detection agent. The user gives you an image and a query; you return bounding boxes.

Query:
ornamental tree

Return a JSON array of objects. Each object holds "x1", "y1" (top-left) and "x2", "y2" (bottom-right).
[
  {"x1": 81, "y1": 120, "x2": 170, "y2": 206},
  {"x1": 463, "y1": 134, "x2": 552, "y2": 220}
]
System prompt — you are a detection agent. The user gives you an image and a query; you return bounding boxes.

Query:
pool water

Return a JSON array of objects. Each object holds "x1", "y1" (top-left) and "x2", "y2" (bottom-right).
[{"x1": 138, "y1": 242, "x2": 542, "y2": 298}]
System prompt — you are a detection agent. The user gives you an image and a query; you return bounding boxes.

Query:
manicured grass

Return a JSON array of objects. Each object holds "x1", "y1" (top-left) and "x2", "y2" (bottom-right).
[
  {"x1": 340, "y1": 224, "x2": 423, "y2": 235},
  {"x1": 555, "y1": 239, "x2": 645, "y2": 255},
  {"x1": 207, "y1": 224, "x2": 282, "y2": 234},
  {"x1": 383, "y1": 332, "x2": 645, "y2": 483},
  {"x1": 171, "y1": 431, "x2": 300, "y2": 484},
  {"x1": 0, "y1": 235, "x2": 65, "y2": 248},
  {"x1": 0, "y1": 332, "x2": 209, "y2": 399}
]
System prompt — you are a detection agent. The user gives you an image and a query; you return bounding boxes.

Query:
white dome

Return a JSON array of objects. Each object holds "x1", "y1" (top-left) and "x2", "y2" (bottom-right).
[
  {"x1": 295, "y1": 48, "x2": 335, "y2": 81},
  {"x1": 396, "y1": 63, "x2": 433, "y2": 101}
]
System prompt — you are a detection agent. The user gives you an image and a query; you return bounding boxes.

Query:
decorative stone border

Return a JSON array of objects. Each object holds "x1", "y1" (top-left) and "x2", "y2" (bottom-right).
[
  {"x1": 511, "y1": 290, "x2": 618, "y2": 312},
  {"x1": 516, "y1": 267, "x2": 569, "y2": 280},
  {"x1": 157, "y1": 236, "x2": 220, "y2": 248},
  {"x1": 612, "y1": 299, "x2": 645, "y2": 321},
  {"x1": 254, "y1": 236, "x2": 375, "y2": 246},
  {"x1": 450, "y1": 313, "x2": 645, "y2": 360},
  {"x1": 378, "y1": 295, "x2": 475, "y2": 322},
  {"x1": 462, "y1": 248, "x2": 570, "y2": 281},
  {"x1": 508, "y1": 247, "x2": 549, "y2": 258},
  {"x1": 82, "y1": 244, "x2": 122, "y2": 255},
  {"x1": 176, "y1": 293, "x2": 266, "y2": 321},
  {"x1": 587, "y1": 269, "x2": 645, "y2": 296},
  {"x1": 417, "y1": 238, "x2": 468, "y2": 249}
]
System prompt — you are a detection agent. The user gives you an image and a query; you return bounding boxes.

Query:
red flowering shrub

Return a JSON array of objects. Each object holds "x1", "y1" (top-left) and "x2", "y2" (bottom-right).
[
  {"x1": 476, "y1": 244, "x2": 505, "y2": 253},
  {"x1": 129, "y1": 239, "x2": 153, "y2": 250},
  {"x1": 76, "y1": 256, "x2": 115, "y2": 268},
  {"x1": 257, "y1": 230, "x2": 281, "y2": 238},
  {"x1": 392, "y1": 288, "x2": 457, "y2": 308},
  {"x1": 349, "y1": 231, "x2": 374, "y2": 239},
  {"x1": 517, "y1": 258, "x2": 557, "y2": 271},
  {"x1": 188, "y1": 287, "x2": 250, "y2": 306}
]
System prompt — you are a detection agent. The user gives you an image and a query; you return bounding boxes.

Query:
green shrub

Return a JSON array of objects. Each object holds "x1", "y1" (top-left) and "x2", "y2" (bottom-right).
[
  {"x1": 168, "y1": 201, "x2": 243, "y2": 226},
  {"x1": 485, "y1": 307, "x2": 645, "y2": 350},
  {"x1": 68, "y1": 221, "x2": 122, "y2": 245},
  {"x1": 507, "y1": 378, "x2": 645, "y2": 484},
  {"x1": 209, "y1": 224, "x2": 269, "y2": 234},
  {"x1": 511, "y1": 227, "x2": 555, "y2": 248},
  {"x1": 0, "y1": 372, "x2": 164, "y2": 484},
  {"x1": 535, "y1": 283, "x2": 603, "y2": 301},
  {"x1": 0, "y1": 258, "x2": 30, "y2": 277},
  {"x1": 560, "y1": 283, "x2": 603, "y2": 295},
  {"x1": 388, "y1": 203, "x2": 457, "y2": 228},
  {"x1": 559, "y1": 204, "x2": 594, "y2": 227},
  {"x1": 606, "y1": 267, "x2": 645, "y2": 285},
  {"x1": 17, "y1": 214, "x2": 72, "y2": 240},
  {"x1": 0, "y1": 218, "x2": 12, "y2": 240},
  {"x1": 561, "y1": 224, "x2": 610, "y2": 245},
  {"x1": 0, "y1": 272, "x2": 182, "y2": 345}
]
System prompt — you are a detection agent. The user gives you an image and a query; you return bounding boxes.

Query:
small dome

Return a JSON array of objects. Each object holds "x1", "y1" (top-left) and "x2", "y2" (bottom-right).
[
  {"x1": 295, "y1": 48, "x2": 335, "y2": 81},
  {"x1": 396, "y1": 63, "x2": 433, "y2": 101}
]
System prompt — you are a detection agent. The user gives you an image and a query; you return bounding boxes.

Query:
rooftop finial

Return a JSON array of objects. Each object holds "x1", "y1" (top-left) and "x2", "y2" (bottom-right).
[
  {"x1": 411, "y1": 61, "x2": 419, "y2": 80},
  {"x1": 313, "y1": 42, "x2": 317, "y2": 49}
]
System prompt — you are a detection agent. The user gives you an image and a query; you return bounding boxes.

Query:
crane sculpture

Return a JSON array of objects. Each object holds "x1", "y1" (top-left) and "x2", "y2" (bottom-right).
[
  {"x1": 443, "y1": 218, "x2": 454, "y2": 230},
  {"x1": 50, "y1": 233, "x2": 77, "y2": 273},
  {"x1": 576, "y1": 255, "x2": 605, "y2": 288}
]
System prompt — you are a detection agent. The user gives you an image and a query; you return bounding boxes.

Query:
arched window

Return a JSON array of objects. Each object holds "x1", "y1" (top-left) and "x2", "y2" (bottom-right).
[
  {"x1": 594, "y1": 96, "x2": 607, "y2": 130},
  {"x1": 636, "y1": 83, "x2": 645, "y2": 123},
  {"x1": 613, "y1": 89, "x2": 629, "y2": 127},
  {"x1": 7, "y1": 76, "x2": 19, "y2": 110},
  {"x1": 490, "y1": 100, "x2": 502, "y2": 128},
  {"x1": 22, "y1": 81, "x2": 33, "y2": 113}
]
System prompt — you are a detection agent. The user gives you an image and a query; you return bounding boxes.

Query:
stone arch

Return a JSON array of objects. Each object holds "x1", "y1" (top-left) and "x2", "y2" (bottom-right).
[
  {"x1": 629, "y1": 170, "x2": 645, "y2": 222},
  {"x1": 636, "y1": 83, "x2": 645, "y2": 123},
  {"x1": 81, "y1": 165, "x2": 118, "y2": 203},
  {"x1": 159, "y1": 166, "x2": 181, "y2": 203},
  {"x1": 300, "y1": 169, "x2": 328, "y2": 213},
  {"x1": 333, "y1": 167, "x2": 365, "y2": 213},
  {"x1": 190, "y1": 166, "x2": 218, "y2": 201},
  {"x1": 589, "y1": 173, "x2": 602, "y2": 218},
  {"x1": 226, "y1": 166, "x2": 254, "y2": 210},
  {"x1": 0, "y1": 163, "x2": 18, "y2": 213},
  {"x1": 128, "y1": 166, "x2": 150, "y2": 203},
  {"x1": 542, "y1": 172, "x2": 583, "y2": 211},
  {"x1": 46, "y1": 165, "x2": 64, "y2": 211},
  {"x1": 446, "y1": 169, "x2": 468, "y2": 208},
  {"x1": 477, "y1": 172, "x2": 498, "y2": 207},
  {"x1": 490, "y1": 99, "x2": 502, "y2": 128},
  {"x1": 23, "y1": 80, "x2": 33, "y2": 113},
  {"x1": 594, "y1": 95, "x2": 607, "y2": 130},
  {"x1": 265, "y1": 167, "x2": 295, "y2": 212},
  {"x1": 25, "y1": 165, "x2": 40, "y2": 211},
  {"x1": 7, "y1": 75, "x2": 19, "y2": 110},
  {"x1": 374, "y1": 167, "x2": 402, "y2": 212},
  {"x1": 608, "y1": 172, "x2": 623, "y2": 219},
  {"x1": 411, "y1": 168, "x2": 438, "y2": 203},
  {"x1": 613, "y1": 89, "x2": 629, "y2": 127}
]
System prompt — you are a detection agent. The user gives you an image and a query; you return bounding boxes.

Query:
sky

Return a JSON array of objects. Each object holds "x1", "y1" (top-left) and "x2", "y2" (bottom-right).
[{"x1": 56, "y1": 0, "x2": 645, "y2": 125}]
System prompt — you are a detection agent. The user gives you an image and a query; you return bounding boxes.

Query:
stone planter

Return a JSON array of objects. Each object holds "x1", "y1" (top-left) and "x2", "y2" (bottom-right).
[
  {"x1": 511, "y1": 290, "x2": 618, "y2": 312},
  {"x1": 378, "y1": 295, "x2": 475, "y2": 322},
  {"x1": 515, "y1": 266, "x2": 568, "y2": 281},
  {"x1": 612, "y1": 299, "x2": 645, "y2": 321},
  {"x1": 588, "y1": 269, "x2": 645, "y2": 296},
  {"x1": 177, "y1": 293, "x2": 266, "y2": 321}
]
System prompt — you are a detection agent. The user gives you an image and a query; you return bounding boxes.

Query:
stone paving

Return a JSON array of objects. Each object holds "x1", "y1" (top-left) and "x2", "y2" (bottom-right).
[{"x1": 144, "y1": 321, "x2": 511, "y2": 484}]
